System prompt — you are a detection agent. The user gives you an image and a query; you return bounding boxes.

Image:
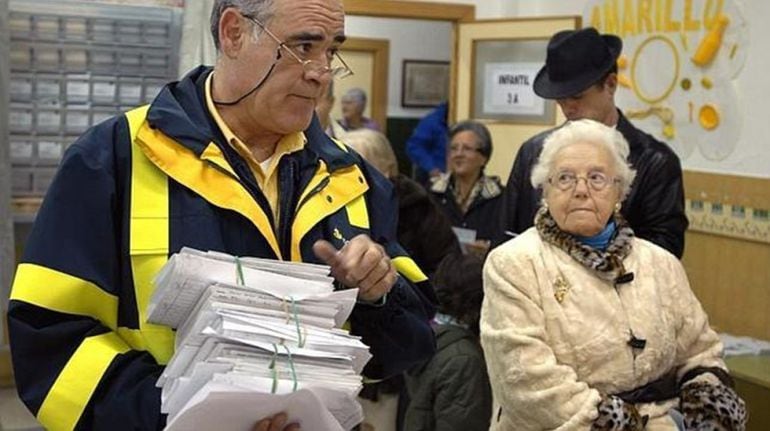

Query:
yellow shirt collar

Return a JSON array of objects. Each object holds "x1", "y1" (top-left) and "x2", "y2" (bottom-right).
[{"x1": 203, "y1": 72, "x2": 306, "y2": 174}]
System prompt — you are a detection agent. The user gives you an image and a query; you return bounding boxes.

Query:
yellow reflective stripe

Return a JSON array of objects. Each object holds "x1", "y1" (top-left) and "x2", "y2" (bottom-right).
[
  {"x1": 127, "y1": 106, "x2": 175, "y2": 364},
  {"x1": 37, "y1": 332, "x2": 130, "y2": 431},
  {"x1": 200, "y1": 142, "x2": 237, "y2": 177},
  {"x1": 330, "y1": 137, "x2": 349, "y2": 152},
  {"x1": 135, "y1": 122, "x2": 281, "y2": 258},
  {"x1": 11, "y1": 263, "x2": 118, "y2": 329},
  {"x1": 116, "y1": 325, "x2": 175, "y2": 364},
  {"x1": 392, "y1": 256, "x2": 428, "y2": 283},
  {"x1": 128, "y1": 106, "x2": 168, "y2": 255},
  {"x1": 291, "y1": 164, "x2": 369, "y2": 261},
  {"x1": 345, "y1": 195, "x2": 370, "y2": 229}
]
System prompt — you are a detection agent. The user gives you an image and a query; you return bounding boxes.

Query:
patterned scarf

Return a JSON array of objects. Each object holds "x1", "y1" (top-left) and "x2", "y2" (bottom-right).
[{"x1": 535, "y1": 207, "x2": 635, "y2": 283}]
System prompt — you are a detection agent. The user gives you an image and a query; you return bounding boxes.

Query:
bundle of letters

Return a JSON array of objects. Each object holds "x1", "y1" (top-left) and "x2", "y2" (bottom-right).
[{"x1": 147, "y1": 248, "x2": 371, "y2": 430}]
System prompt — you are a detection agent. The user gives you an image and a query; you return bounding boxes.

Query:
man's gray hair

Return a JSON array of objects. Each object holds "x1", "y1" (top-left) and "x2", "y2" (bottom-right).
[
  {"x1": 210, "y1": 0, "x2": 275, "y2": 51},
  {"x1": 531, "y1": 119, "x2": 637, "y2": 199}
]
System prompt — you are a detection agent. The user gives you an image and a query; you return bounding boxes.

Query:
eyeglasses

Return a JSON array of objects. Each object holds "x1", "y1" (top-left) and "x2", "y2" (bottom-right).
[
  {"x1": 549, "y1": 171, "x2": 618, "y2": 192},
  {"x1": 243, "y1": 14, "x2": 353, "y2": 79}
]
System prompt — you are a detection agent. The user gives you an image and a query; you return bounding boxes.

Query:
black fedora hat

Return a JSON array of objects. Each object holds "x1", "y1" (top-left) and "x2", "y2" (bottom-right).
[{"x1": 533, "y1": 27, "x2": 622, "y2": 99}]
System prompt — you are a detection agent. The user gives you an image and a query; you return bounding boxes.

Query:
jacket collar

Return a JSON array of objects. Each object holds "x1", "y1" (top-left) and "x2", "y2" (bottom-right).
[
  {"x1": 430, "y1": 173, "x2": 503, "y2": 201},
  {"x1": 146, "y1": 65, "x2": 359, "y2": 173}
]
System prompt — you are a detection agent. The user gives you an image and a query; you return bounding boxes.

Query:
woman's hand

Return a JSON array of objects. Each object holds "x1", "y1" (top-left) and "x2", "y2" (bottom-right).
[
  {"x1": 252, "y1": 413, "x2": 300, "y2": 431},
  {"x1": 591, "y1": 394, "x2": 647, "y2": 431}
]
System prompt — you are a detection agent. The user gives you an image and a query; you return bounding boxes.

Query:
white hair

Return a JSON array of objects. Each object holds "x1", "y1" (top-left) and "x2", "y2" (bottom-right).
[
  {"x1": 531, "y1": 119, "x2": 637, "y2": 199},
  {"x1": 342, "y1": 88, "x2": 367, "y2": 106},
  {"x1": 342, "y1": 129, "x2": 398, "y2": 178}
]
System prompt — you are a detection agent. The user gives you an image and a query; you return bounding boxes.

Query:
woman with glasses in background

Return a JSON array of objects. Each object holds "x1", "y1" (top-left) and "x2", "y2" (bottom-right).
[
  {"x1": 429, "y1": 120, "x2": 503, "y2": 257},
  {"x1": 481, "y1": 119, "x2": 746, "y2": 431}
]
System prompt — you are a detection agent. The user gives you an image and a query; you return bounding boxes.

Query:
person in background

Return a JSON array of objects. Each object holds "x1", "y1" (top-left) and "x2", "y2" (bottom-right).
[
  {"x1": 403, "y1": 251, "x2": 492, "y2": 431},
  {"x1": 405, "y1": 101, "x2": 449, "y2": 185},
  {"x1": 344, "y1": 128, "x2": 460, "y2": 277},
  {"x1": 340, "y1": 87, "x2": 381, "y2": 131},
  {"x1": 429, "y1": 120, "x2": 503, "y2": 257},
  {"x1": 7, "y1": 1, "x2": 437, "y2": 429},
  {"x1": 482, "y1": 119, "x2": 746, "y2": 431},
  {"x1": 495, "y1": 27, "x2": 688, "y2": 258},
  {"x1": 344, "y1": 128, "x2": 459, "y2": 431},
  {"x1": 315, "y1": 81, "x2": 346, "y2": 139}
]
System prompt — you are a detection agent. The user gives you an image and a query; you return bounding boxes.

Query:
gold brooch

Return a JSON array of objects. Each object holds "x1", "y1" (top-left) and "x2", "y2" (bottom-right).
[{"x1": 553, "y1": 276, "x2": 570, "y2": 303}]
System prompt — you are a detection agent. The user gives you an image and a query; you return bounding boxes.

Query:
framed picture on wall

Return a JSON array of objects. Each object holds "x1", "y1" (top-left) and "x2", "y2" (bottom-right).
[
  {"x1": 471, "y1": 38, "x2": 556, "y2": 124},
  {"x1": 401, "y1": 60, "x2": 450, "y2": 108}
]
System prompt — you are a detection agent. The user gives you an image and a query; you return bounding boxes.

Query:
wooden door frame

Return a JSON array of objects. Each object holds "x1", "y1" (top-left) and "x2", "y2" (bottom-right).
[
  {"x1": 345, "y1": 0, "x2": 475, "y2": 22},
  {"x1": 345, "y1": 1, "x2": 476, "y2": 123},
  {"x1": 342, "y1": 37, "x2": 390, "y2": 133}
]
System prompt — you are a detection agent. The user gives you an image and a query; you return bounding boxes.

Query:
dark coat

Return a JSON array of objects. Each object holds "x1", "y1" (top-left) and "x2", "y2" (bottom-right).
[
  {"x1": 394, "y1": 174, "x2": 460, "y2": 277},
  {"x1": 495, "y1": 110, "x2": 688, "y2": 257},
  {"x1": 403, "y1": 324, "x2": 493, "y2": 431},
  {"x1": 429, "y1": 174, "x2": 505, "y2": 243}
]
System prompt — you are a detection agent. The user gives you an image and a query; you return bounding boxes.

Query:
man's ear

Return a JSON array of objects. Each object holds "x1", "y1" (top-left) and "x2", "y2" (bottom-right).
[
  {"x1": 219, "y1": 8, "x2": 247, "y2": 58},
  {"x1": 604, "y1": 73, "x2": 618, "y2": 95}
]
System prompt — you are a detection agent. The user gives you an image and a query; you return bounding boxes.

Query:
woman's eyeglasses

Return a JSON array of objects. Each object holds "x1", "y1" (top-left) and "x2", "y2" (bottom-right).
[{"x1": 549, "y1": 171, "x2": 618, "y2": 191}]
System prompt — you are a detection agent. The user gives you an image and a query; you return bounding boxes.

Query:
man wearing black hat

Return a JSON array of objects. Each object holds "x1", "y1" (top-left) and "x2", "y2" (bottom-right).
[{"x1": 495, "y1": 27, "x2": 688, "y2": 258}]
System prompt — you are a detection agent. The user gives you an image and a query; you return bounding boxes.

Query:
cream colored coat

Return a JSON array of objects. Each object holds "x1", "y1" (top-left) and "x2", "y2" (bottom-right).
[{"x1": 481, "y1": 228, "x2": 725, "y2": 431}]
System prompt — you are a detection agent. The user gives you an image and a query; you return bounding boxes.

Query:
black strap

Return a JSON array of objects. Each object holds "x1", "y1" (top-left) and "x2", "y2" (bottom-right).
[
  {"x1": 615, "y1": 369, "x2": 678, "y2": 403},
  {"x1": 615, "y1": 366, "x2": 734, "y2": 404}
]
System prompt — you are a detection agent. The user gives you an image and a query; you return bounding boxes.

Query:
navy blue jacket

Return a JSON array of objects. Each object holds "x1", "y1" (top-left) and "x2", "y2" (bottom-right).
[{"x1": 8, "y1": 66, "x2": 436, "y2": 431}]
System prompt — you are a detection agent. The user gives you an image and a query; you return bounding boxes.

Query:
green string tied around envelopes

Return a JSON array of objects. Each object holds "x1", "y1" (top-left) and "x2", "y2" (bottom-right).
[
  {"x1": 267, "y1": 343, "x2": 299, "y2": 393},
  {"x1": 269, "y1": 343, "x2": 279, "y2": 394},
  {"x1": 283, "y1": 344, "x2": 299, "y2": 392},
  {"x1": 234, "y1": 256, "x2": 245, "y2": 285}
]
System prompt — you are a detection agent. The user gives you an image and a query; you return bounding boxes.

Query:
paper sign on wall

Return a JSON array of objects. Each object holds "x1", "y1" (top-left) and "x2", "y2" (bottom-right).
[{"x1": 483, "y1": 62, "x2": 543, "y2": 116}]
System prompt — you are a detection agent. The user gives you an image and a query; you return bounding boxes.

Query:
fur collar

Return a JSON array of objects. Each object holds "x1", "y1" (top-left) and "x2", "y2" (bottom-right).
[
  {"x1": 430, "y1": 173, "x2": 503, "y2": 200},
  {"x1": 535, "y1": 207, "x2": 635, "y2": 283}
]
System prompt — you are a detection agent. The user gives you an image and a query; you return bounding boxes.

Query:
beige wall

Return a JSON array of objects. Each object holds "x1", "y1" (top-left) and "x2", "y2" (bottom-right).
[
  {"x1": 453, "y1": 17, "x2": 578, "y2": 182},
  {"x1": 331, "y1": 51, "x2": 375, "y2": 124}
]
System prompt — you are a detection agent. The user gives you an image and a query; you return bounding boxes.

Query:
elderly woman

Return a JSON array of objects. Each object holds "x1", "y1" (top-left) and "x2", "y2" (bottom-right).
[
  {"x1": 481, "y1": 119, "x2": 746, "y2": 430},
  {"x1": 344, "y1": 129, "x2": 459, "y2": 277},
  {"x1": 430, "y1": 120, "x2": 503, "y2": 255}
]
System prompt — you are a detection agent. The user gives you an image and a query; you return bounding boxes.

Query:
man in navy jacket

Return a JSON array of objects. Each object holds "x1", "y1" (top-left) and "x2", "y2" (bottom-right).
[{"x1": 8, "y1": 1, "x2": 436, "y2": 429}]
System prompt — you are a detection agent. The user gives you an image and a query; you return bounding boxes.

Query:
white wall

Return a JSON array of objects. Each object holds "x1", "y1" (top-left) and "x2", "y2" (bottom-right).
[
  {"x1": 345, "y1": 16, "x2": 453, "y2": 118},
  {"x1": 505, "y1": 0, "x2": 769, "y2": 178}
]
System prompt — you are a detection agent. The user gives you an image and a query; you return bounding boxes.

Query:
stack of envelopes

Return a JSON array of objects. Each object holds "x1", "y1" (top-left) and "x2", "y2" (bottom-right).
[{"x1": 147, "y1": 248, "x2": 371, "y2": 430}]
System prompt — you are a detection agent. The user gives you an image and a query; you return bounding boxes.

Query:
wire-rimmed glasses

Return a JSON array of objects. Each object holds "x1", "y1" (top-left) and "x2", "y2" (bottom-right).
[
  {"x1": 548, "y1": 171, "x2": 619, "y2": 192},
  {"x1": 243, "y1": 14, "x2": 353, "y2": 79}
]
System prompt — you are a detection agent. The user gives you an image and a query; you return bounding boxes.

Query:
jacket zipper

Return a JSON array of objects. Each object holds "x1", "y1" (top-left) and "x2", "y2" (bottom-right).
[
  {"x1": 277, "y1": 158, "x2": 299, "y2": 260},
  {"x1": 296, "y1": 175, "x2": 330, "y2": 212}
]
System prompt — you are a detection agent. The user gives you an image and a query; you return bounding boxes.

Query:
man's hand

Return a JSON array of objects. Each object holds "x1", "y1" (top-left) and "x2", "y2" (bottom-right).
[
  {"x1": 313, "y1": 234, "x2": 397, "y2": 302},
  {"x1": 252, "y1": 413, "x2": 300, "y2": 431}
]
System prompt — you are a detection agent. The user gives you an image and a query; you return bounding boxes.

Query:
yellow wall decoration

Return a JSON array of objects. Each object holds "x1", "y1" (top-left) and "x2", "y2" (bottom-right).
[{"x1": 584, "y1": 0, "x2": 748, "y2": 161}]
